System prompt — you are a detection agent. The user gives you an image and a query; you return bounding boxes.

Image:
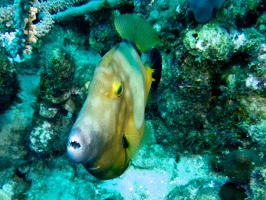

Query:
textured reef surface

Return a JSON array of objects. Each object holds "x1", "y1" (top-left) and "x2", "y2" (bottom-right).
[{"x1": 0, "y1": 0, "x2": 266, "y2": 199}]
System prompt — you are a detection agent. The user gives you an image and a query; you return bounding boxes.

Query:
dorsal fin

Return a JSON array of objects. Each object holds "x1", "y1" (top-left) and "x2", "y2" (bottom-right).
[{"x1": 114, "y1": 14, "x2": 160, "y2": 53}]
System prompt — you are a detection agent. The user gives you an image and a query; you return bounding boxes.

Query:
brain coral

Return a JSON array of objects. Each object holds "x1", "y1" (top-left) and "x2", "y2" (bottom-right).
[{"x1": 223, "y1": 149, "x2": 261, "y2": 183}]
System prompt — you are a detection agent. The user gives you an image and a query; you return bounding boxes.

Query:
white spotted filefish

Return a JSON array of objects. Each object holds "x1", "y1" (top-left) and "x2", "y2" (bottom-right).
[{"x1": 67, "y1": 14, "x2": 162, "y2": 180}]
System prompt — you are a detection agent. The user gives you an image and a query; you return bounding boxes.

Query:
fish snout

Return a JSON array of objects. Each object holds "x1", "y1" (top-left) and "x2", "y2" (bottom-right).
[{"x1": 67, "y1": 127, "x2": 90, "y2": 164}]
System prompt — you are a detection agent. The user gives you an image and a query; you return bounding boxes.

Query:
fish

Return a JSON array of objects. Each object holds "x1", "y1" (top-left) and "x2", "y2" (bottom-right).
[{"x1": 66, "y1": 14, "x2": 162, "y2": 180}]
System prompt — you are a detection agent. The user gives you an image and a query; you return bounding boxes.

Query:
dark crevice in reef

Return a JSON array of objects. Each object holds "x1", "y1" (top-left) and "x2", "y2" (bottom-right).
[{"x1": 236, "y1": 2, "x2": 266, "y2": 28}]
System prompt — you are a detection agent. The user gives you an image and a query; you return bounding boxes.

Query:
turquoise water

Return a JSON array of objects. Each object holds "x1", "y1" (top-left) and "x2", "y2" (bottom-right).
[{"x1": 0, "y1": 0, "x2": 266, "y2": 199}]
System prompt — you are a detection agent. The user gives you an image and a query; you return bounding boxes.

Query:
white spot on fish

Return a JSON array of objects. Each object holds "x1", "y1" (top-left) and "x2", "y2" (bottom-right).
[{"x1": 116, "y1": 42, "x2": 145, "y2": 130}]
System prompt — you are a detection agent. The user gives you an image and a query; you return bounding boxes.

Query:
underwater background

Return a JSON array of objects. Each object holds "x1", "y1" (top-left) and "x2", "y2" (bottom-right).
[{"x1": 0, "y1": 0, "x2": 266, "y2": 199}]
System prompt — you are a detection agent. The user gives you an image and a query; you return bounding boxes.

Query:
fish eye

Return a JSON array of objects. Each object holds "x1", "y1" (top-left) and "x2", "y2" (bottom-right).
[{"x1": 112, "y1": 81, "x2": 123, "y2": 97}]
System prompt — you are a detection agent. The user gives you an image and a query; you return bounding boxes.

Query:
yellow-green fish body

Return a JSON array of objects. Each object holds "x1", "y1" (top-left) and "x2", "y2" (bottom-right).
[{"x1": 67, "y1": 14, "x2": 161, "y2": 180}]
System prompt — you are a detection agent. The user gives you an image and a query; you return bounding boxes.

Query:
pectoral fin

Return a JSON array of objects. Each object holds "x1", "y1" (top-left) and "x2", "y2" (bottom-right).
[{"x1": 122, "y1": 129, "x2": 142, "y2": 159}]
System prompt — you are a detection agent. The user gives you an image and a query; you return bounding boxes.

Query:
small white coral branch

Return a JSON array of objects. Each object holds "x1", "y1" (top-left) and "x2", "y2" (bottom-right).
[{"x1": 53, "y1": 0, "x2": 128, "y2": 21}]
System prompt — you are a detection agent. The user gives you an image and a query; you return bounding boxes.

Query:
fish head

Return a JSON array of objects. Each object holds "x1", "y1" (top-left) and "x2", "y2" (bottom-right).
[{"x1": 67, "y1": 62, "x2": 127, "y2": 167}]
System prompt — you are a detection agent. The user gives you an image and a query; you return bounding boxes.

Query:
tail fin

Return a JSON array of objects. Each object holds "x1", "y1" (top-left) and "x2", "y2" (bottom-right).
[
  {"x1": 145, "y1": 48, "x2": 162, "y2": 91},
  {"x1": 114, "y1": 14, "x2": 160, "y2": 53}
]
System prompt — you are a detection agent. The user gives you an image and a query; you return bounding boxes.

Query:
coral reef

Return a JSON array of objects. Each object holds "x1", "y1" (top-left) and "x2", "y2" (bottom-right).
[
  {"x1": 40, "y1": 48, "x2": 75, "y2": 99},
  {"x1": 250, "y1": 166, "x2": 266, "y2": 199},
  {"x1": 27, "y1": 24, "x2": 101, "y2": 155},
  {"x1": 53, "y1": 0, "x2": 128, "y2": 22},
  {"x1": 0, "y1": 0, "x2": 130, "y2": 59},
  {"x1": 219, "y1": 182, "x2": 247, "y2": 200},
  {"x1": 222, "y1": 149, "x2": 262, "y2": 183},
  {"x1": 0, "y1": 48, "x2": 19, "y2": 113},
  {"x1": 183, "y1": 24, "x2": 232, "y2": 62},
  {"x1": 0, "y1": 0, "x2": 265, "y2": 199},
  {"x1": 30, "y1": 121, "x2": 54, "y2": 153}
]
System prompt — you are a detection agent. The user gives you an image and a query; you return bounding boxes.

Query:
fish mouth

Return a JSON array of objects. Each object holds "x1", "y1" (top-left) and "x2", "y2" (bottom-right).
[
  {"x1": 67, "y1": 127, "x2": 88, "y2": 163},
  {"x1": 67, "y1": 125, "x2": 102, "y2": 165},
  {"x1": 68, "y1": 140, "x2": 81, "y2": 150}
]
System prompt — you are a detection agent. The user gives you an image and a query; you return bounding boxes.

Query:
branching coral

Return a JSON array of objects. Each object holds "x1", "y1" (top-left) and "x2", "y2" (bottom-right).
[
  {"x1": 0, "y1": 0, "x2": 129, "y2": 59},
  {"x1": 0, "y1": 0, "x2": 86, "y2": 29},
  {"x1": 53, "y1": 0, "x2": 128, "y2": 21}
]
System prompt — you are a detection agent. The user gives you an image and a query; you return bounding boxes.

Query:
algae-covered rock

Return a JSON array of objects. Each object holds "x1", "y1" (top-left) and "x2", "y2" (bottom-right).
[
  {"x1": 257, "y1": 13, "x2": 266, "y2": 34},
  {"x1": 241, "y1": 27, "x2": 265, "y2": 56},
  {"x1": 0, "y1": 49, "x2": 19, "y2": 113},
  {"x1": 30, "y1": 121, "x2": 54, "y2": 153},
  {"x1": 87, "y1": 10, "x2": 120, "y2": 54},
  {"x1": 183, "y1": 24, "x2": 233, "y2": 62},
  {"x1": 240, "y1": 94, "x2": 266, "y2": 146},
  {"x1": 250, "y1": 166, "x2": 266, "y2": 199},
  {"x1": 216, "y1": 0, "x2": 263, "y2": 27},
  {"x1": 40, "y1": 48, "x2": 75, "y2": 101},
  {"x1": 219, "y1": 182, "x2": 248, "y2": 200},
  {"x1": 30, "y1": 117, "x2": 73, "y2": 155},
  {"x1": 222, "y1": 149, "x2": 261, "y2": 183},
  {"x1": 240, "y1": 94, "x2": 266, "y2": 121}
]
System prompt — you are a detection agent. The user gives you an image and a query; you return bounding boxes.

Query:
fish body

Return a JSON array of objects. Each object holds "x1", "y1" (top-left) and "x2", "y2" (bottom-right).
[{"x1": 67, "y1": 14, "x2": 161, "y2": 180}]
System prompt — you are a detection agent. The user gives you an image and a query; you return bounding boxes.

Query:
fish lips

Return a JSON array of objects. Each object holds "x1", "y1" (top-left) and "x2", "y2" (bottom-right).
[{"x1": 67, "y1": 127, "x2": 92, "y2": 164}]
